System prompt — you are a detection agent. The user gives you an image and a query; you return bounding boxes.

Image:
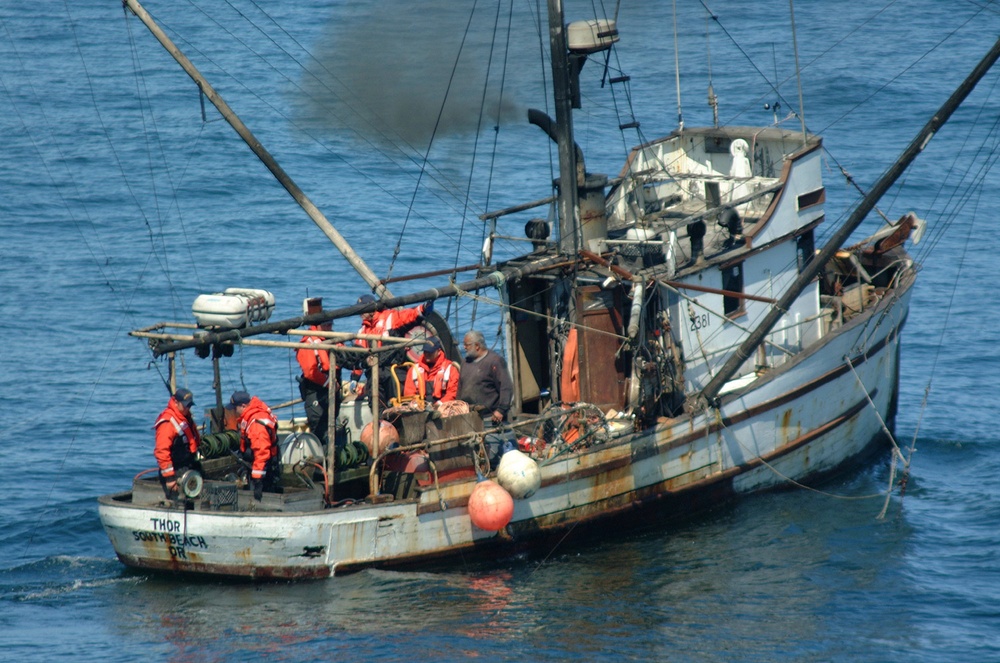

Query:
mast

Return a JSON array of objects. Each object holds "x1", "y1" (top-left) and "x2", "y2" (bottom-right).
[
  {"x1": 122, "y1": 0, "x2": 389, "y2": 298},
  {"x1": 547, "y1": 0, "x2": 580, "y2": 254},
  {"x1": 698, "y1": 36, "x2": 1000, "y2": 406}
]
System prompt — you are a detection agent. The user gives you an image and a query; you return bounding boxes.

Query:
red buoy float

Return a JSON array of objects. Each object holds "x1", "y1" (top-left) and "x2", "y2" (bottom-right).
[{"x1": 467, "y1": 479, "x2": 514, "y2": 531}]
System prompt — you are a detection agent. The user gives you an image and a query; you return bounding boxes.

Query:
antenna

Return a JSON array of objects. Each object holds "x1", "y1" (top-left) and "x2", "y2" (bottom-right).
[
  {"x1": 704, "y1": 8, "x2": 718, "y2": 127},
  {"x1": 788, "y1": 0, "x2": 808, "y2": 143}
]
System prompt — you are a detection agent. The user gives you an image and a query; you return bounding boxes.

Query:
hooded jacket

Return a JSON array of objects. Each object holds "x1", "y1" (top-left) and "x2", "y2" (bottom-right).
[
  {"x1": 237, "y1": 396, "x2": 278, "y2": 480},
  {"x1": 154, "y1": 397, "x2": 201, "y2": 479},
  {"x1": 355, "y1": 305, "x2": 425, "y2": 348},
  {"x1": 404, "y1": 350, "x2": 459, "y2": 402}
]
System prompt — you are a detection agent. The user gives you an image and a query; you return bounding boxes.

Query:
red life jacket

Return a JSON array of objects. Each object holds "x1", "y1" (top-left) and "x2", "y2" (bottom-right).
[{"x1": 296, "y1": 325, "x2": 332, "y2": 386}]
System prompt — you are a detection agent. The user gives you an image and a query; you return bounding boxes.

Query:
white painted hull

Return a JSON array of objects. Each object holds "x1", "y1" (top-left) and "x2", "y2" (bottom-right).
[{"x1": 99, "y1": 276, "x2": 910, "y2": 578}]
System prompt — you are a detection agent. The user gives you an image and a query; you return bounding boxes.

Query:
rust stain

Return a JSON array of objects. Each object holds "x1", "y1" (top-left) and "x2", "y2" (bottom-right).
[
  {"x1": 781, "y1": 408, "x2": 793, "y2": 444},
  {"x1": 117, "y1": 552, "x2": 331, "y2": 579},
  {"x1": 679, "y1": 449, "x2": 694, "y2": 476}
]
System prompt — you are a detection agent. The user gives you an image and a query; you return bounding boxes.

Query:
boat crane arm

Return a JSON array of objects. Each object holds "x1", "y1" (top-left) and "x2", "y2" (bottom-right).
[
  {"x1": 149, "y1": 255, "x2": 569, "y2": 357},
  {"x1": 696, "y1": 36, "x2": 1000, "y2": 408},
  {"x1": 122, "y1": 0, "x2": 388, "y2": 298}
]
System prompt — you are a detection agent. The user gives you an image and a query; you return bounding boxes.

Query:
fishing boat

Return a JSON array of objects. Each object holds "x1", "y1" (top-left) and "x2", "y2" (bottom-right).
[{"x1": 98, "y1": 0, "x2": 1000, "y2": 578}]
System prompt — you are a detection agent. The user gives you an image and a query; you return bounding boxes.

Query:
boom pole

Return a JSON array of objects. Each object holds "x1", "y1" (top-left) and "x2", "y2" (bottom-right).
[
  {"x1": 698, "y1": 36, "x2": 1000, "y2": 406},
  {"x1": 147, "y1": 255, "x2": 568, "y2": 357},
  {"x1": 123, "y1": 0, "x2": 389, "y2": 298}
]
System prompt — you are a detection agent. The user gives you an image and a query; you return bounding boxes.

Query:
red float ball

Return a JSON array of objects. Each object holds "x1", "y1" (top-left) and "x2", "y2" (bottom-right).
[{"x1": 467, "y1": 479, "x2": 514, "y2": 531}]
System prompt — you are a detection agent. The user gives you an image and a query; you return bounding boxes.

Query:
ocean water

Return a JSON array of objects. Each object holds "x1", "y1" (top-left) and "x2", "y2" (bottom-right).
[{"x1": 2, "y1": 1, "x2": 1000, "y2": 661}]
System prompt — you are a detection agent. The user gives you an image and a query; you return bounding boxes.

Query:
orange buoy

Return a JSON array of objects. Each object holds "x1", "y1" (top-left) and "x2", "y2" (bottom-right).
[
  {"x1": 360, "y1": 420, "x2": 399, "y2": 457},
  {"x1": 467, "y1": 479, "x2": 514, "y2": 531}
]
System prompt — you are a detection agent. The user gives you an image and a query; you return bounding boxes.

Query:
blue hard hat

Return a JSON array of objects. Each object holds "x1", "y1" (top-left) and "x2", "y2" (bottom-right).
[
  {"x1": 174, "y1": 388, "x2": 194, "y2": 407},
  {"x1": 230, "y1": 391, "x2": 251, "y2": 406}
]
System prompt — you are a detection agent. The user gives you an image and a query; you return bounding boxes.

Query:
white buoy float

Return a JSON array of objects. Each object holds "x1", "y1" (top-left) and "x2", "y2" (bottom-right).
[{"x1": 496, "y1": 449, "x2": 541, "y2": 499}]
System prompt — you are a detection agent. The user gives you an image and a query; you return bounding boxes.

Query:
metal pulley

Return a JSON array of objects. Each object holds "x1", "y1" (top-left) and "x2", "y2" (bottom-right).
[{"x1": 177, "y1": 469, "x2": 203, "y2": 498}]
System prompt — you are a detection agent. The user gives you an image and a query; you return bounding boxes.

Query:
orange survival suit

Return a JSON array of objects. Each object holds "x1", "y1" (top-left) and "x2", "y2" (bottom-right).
[
  {"x1": 404, "y1": 350, "x2": 459, "y2": 403},
  {"x1": 154, "y1": 396, "x2": 201, "y2": 481},
  {"x1": 237, "y1": 396, "x2": 279, "y2": 491},
  {"x1": 355, "y1": 305, "x2": 427, "y2": 348}
]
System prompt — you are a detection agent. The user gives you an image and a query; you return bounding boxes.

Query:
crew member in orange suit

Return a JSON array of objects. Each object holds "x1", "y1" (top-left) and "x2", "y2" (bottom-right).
[
  {"x1": 154, "y1": 387, "x2": 202, "y2": 498},
  {"x1": 403, "y1": 337, "x2": 459, "y2": 404},
  {"x1": 230, "y1": 390, "x2": 280, "y2": 501},
  {"x1": 353, "y1": 294, "x2": 434, "y2": 403},
  {"x1": 296, "y1": 297, "x2": 338, "y2": 444},
  {"x1": 354, "y1": 294, "x2": 433, "y2": 348}
]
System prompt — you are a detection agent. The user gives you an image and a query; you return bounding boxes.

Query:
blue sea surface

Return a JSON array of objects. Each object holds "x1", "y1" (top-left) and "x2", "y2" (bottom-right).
[{"x1": 2, "y1": 1, "x2": 1000, "y2": 661}]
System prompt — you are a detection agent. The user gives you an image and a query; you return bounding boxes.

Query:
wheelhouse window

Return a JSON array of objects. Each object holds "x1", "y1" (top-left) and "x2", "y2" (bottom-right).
[
  {"x1": 722, "y1": 262, "x2": 744, "y2": 316},
  {"x1": 796, "y1": 187, "x2": 825, "y2": 210},
  {"x1": 796, "y1": 230, "x2": 815, "y2": 273}
]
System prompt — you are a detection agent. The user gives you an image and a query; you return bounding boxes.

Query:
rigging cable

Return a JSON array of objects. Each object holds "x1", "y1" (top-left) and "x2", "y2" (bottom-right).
[
  {"x1": 801, "y1": 7, "x2": 991, "y2": 250},
  {"x1": 455, "y1": 286, "x2": 626, "y2": 342},
  {"x1": 238, "y1": 0, "x2": 476, "y2": 204},
  {"x1": 704, "y1": 4, "x2": 716, "y2": 127},
  {"x1": 703, "y1": 0, "x2": 903, "y2": 129},
  {"x1": 845, "y1": 358, "x2": 907, "y2": 519},
  {"x1": 697, "y1": 0, "x2": 787, "y2": 122},
  {"x1": 455, "y1": 0, "x2": 515, "y2": 330},
  {"x1": 714, "y1": 411, "x2": 896, "y2": 502},
  {"x1": 385, "y1": 0, "x2": 483, "y2": 284},
  {"x1": 901, "y1": 70, "x2": 1000, "y2": 487},
  {"x1": 15, "y1": 1, "x2": 212, "y2": 561},
  {"x1": 814, "y1": 6, "x2": 988, "y2": 136},
  {"x1": 193, "y1": 0, "x2": 479, "y2": 257}
]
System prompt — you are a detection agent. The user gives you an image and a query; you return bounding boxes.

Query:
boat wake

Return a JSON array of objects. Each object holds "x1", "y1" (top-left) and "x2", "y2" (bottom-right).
[{"x1": 0, "y1": 555, "x2": 137, "y2": 603}]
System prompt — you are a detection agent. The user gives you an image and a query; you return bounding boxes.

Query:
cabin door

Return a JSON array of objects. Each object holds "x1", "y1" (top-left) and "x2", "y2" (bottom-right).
[
  {"x1": 574, "y1": 285, "x2": 627, "y2": 411},
  {"x1": 508, "y1": 278, "x2": 550, "y2": 415}
]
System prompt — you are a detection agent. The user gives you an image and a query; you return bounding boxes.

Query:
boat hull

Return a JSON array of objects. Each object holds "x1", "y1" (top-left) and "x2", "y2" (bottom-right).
[{"x1": 99, "y1": 276, "x2": 911, "y2": 578}]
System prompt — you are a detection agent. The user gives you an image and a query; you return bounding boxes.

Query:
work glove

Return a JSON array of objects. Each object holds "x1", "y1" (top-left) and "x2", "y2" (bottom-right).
[
  {"x1": 250, "y1": 478, "x2": 263, "y2": 501},
  {"x1": 422, "y1": 299, "x2": 434, "y2": 316}
]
